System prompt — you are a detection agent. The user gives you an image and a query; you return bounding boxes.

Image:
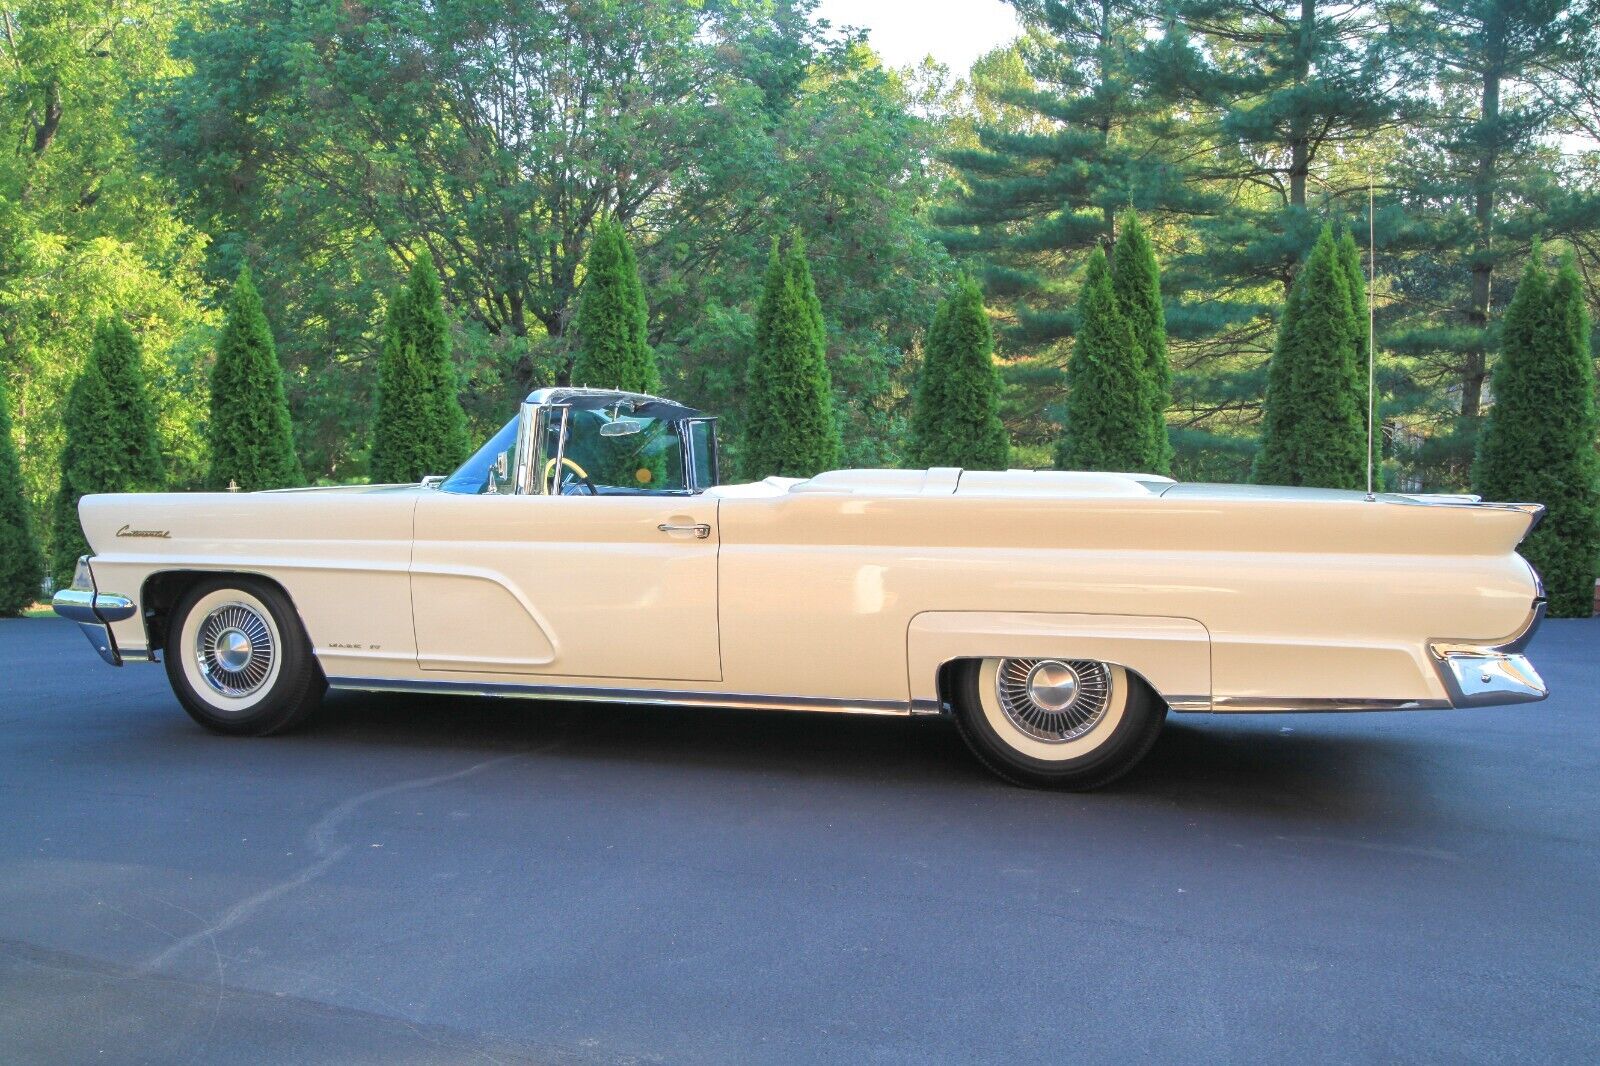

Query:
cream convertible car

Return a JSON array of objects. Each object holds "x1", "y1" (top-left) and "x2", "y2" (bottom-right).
[{"x1": 56, "y1": 387, "x2": 1548, "y2": 789}]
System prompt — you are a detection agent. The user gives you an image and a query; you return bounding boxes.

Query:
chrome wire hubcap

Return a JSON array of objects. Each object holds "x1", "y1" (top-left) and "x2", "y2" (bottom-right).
[
  {"x1": 996, "y1": 658, "x2": 1111, "y2": 742},
  {"x1": 196, "y1": 603, "x2": 274, "y2": 698}
]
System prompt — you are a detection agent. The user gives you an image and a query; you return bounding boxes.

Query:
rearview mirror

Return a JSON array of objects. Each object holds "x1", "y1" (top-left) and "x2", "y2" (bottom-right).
[{"x1": 600, "y1": 418, "x2": 644, "y2": 438}]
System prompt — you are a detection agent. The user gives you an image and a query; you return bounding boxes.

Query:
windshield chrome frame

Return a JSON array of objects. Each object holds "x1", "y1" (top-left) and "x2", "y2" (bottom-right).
[{"x1": 512, "y1": 399, "x2": 715, "y2": 496}]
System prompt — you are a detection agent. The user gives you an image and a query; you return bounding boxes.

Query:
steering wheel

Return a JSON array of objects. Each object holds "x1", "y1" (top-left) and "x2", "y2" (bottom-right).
[{"x1": 542, "y1": 456, "x2": 598, "y2": 495}]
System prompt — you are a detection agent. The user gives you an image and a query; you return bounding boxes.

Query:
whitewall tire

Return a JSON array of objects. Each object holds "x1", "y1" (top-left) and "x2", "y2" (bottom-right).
[
  {"x1": 950, "y1": 657, "x2": 1167, "y2": 790},
  {"x1": 164, "y1": 577, "x2": 324, "y2": 735}
]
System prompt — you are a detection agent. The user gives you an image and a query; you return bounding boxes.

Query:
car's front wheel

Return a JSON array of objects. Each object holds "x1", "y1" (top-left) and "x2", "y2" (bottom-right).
[
  {"x1": 949, "y1": 657, "x2": 1167, "y2": 790},
  {"x1": 164, "y1": 577, "x2": 324, "y2": 736}
]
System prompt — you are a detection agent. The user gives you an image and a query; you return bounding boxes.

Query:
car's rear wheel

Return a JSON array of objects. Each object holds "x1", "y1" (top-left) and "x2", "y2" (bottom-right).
[
  {"x1": 949, "y1": 657, "x2": 1167, "y2": 790},
  {"x1": 164, "y1": 577, "x2": 324, "y2": 736}
]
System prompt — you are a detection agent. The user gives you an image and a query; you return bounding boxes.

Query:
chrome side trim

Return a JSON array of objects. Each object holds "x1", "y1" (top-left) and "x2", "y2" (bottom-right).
[
  {"x1": 1211, "y1": 696, "x2": 1453, "y2": 713},
  {"x1": 909, "y1": 697, "x2": 945, "y2": 716},
  {"x1": 328, "y1": 676, "x2": 914, "y2": 717},
  {"x1": 1163, "y1": 695, "x2": 1213, "y2": 713}
]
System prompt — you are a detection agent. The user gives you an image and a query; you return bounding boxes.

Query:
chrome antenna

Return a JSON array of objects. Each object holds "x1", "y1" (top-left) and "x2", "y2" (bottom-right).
[{"x1": 1365, "y1": 175, "x2": 1377, "y2": 502}]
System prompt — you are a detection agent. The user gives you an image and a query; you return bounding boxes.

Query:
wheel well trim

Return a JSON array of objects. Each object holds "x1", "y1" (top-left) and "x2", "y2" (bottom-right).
[
  {"x1": 138, "y1": 569, "x2": 304, "y2": 654},
  {"x1": 907, "y1": 611, "x2": 1215, "y2": 716}
]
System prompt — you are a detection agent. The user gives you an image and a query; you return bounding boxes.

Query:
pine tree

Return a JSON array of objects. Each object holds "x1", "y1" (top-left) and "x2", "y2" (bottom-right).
[
  {"x1": 208, "y1": 267, "x2": 303, "y2": 491},
  {"x1": 1110, "y1": 209, "x2": 1172, "y2": 474},
  {"x1": 1380, "y1": 2, "x2": 1600, "y2": 486},
  {"x1": 743, "y1": 235, "x2": 839, "y2": 478},
  {"x1": 1473, "y1": 251, "x2": 1600, "y2": 617},
  {"x1": 50, "y1": 319, "x2": 167, "y2": 586},
  {"x1": 371, "y1": 253, "x2": 470, "y2": 483},
  {"x1": 1057, "y1": 249, "x2": 1150, "y2": 471},
  {"x1": 0, "y1": 372, "x2": 45, "y2": 615},
  {"x1": 911, "y1": 278, "x2": 1010, "y2": 469},
  {"x1": 1252, "y1": 226, "x2": 1368, "y2": 489},
  {"x1": 571, "y1": 220, "x2": 660, "y2": 396},
  {"x1": 938, "y1": 3, "x2": 1209, "y2": 355}
]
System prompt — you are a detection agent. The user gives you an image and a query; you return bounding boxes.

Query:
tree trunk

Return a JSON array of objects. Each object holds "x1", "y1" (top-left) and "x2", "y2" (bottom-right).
[
  {"x1": 1463, "y1": 55, "x2": 1503, "y2": 420},
  {"x1": 1282, "y1": 0, "x2": 1315, "y2": 295}
]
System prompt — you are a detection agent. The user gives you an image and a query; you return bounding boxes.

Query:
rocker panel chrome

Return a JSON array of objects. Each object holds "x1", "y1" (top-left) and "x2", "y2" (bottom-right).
[{"x1": 328, "y1": 676, "x2": 913, "y2": 716}]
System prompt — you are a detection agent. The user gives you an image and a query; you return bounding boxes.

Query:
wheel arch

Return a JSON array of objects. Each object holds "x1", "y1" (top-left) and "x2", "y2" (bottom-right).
[
  {"x1": 910, "y1": 611, "x2": 1213, "y2": 715},
  {"x1": 140, "y1": 569, "x2": 305, "y2": 656}
]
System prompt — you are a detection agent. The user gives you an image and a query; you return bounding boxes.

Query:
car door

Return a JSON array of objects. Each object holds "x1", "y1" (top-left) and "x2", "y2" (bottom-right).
[{"x1": 409, "y1": 492, "x2": 721, "y2": 682}]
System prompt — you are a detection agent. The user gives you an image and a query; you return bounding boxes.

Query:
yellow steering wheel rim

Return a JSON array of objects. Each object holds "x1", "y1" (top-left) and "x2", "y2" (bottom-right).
[{"x1": 542, "y1": 456, "x2": 590, "y2": 491}]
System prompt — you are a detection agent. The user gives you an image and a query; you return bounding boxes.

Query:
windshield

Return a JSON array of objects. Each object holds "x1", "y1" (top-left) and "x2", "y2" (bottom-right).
[
  {"x1": 440, "y1": 417, "x2": 518, "y2": 495},
  {"x1": 558, "y1": 407, "x2": 687, "y2": 495}
]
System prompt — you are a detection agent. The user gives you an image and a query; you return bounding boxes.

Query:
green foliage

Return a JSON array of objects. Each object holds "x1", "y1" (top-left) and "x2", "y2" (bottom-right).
[
  {"x1": 1473, "y1": 252, "x2": 1600, "y2": 617},
  {"x1": 0, "y1": 373, "x2": 45, "y2": 615},
  {"x1": 207, "y1": 269, "x2": 303, "y2": 492},
  {"x1": 0, "y1": 0, "x2": 213, "y2": 553},
  {"x1": 371, "y1": 253, "x2": 470, "y2": 483},
  {"x1": 743, "y1": 236, "x2": 839, "y2": 478},
  {"x1": 1110, "y1": 210, "x2": 1172, "y2": 475},
  {"x1": 1057, "y1": 250, "x2": 1151, "y2": 471},
  {"x1": 911, "y1": 278, "x2": 1010, "y2": 469},
  {"x1": 50, "y1": 320, "x2": 166, "y2": 585},
  {"x1": 1252, "y1": 227, "x2": 1370, "y2": 489},
  {"x1": 572, "y1": 221, "x2": 660, "y2": 395}
]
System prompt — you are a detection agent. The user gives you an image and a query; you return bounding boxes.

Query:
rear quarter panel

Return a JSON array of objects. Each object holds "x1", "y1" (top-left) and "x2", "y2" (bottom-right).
[{"x1": 716, "y1": 491, "x2": 1538, "y2": 707}]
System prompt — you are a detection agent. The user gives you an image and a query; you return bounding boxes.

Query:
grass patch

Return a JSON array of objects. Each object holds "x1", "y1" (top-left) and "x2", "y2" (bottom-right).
[{"x1": 21, "y1": 603, "x2": 53, "y2": 618}]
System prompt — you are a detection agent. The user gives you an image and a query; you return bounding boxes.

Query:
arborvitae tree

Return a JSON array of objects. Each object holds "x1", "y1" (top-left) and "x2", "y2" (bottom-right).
[
  {"x1": 50, "y1": 319, "x2": 167, "y2": 586},
  {"x1": 0, "y1": 372, "x2": 45, "y2": 614},
  {"x1": 1252, "y1": 226, "x2": 1368, "y2": 489},
  {"x1": 1110, "y1": 210, "x2": 1172, "y2": 474},
  {"x1": 1057, "y1": 249, "x2": 1150, "y2": 471},
  {"x1": 910, "y1": 278, "x2": 1010, "y2": 469},
  {"x1": 208, "y1": 267, "x2": 303, "y2": 491},
  {"x1": 371, "y1": 253, "x2": 470, "y2": 482},
  {"x1": 1473, "y1": 251, "x2": 1600, "y2": 617},
  {"x1": 743, "y1": 235, "x2": 839, "y2": 478},
  {"x1": 571, "y1": 220, "x2": 660, "y2": 395}
]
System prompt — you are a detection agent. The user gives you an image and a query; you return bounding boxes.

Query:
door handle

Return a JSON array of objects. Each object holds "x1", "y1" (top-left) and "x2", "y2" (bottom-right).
[{"x1": 658, "y1": 522, "x2": 711, "y2": 540}]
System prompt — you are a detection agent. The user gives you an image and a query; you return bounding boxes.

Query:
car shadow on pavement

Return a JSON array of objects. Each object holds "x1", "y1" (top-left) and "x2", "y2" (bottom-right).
[{"x1": 296, "y1": 690, "x2": 1430, "y2": 823}]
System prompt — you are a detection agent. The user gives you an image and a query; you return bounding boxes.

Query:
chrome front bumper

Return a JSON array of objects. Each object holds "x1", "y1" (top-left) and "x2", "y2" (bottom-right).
[
  {"x1": 1428, "y1": 600, "x2": 1548, "y2": 708},
  {"x1": 51, "y1": 557, "x2": 137, "y2": 666}
]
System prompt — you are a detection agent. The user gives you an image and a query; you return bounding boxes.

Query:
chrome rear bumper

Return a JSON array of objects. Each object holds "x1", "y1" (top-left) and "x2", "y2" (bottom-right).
[
  {"x1": 51, "y1": 557, "x2": 137, "y2": 666},
  {"x1": 1428, "y1": 599, "x2": 1548, "y2": 708}
]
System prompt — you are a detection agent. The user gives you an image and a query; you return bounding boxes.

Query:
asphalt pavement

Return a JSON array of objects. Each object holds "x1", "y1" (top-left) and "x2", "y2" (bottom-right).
[{"x1": 1, "y1": 616, "x2": 1597, "y2": 1064}]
